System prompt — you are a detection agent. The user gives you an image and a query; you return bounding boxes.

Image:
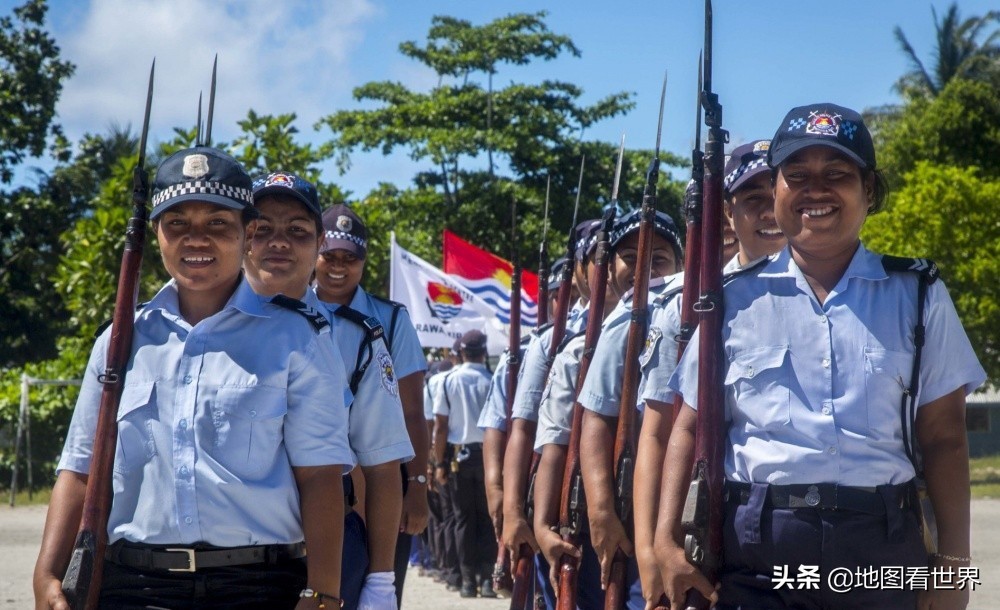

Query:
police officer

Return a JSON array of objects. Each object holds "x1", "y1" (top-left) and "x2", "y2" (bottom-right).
[
  {"x1": 243, "y1": 172, "x2": 413, "y2": 610},
  {"x1": 425, "y1": 342, "x2": 463, "y2": 591},
  {"x1": 312, "y1": 203, "x2": 431, "y2": 606},
  {"x1": 535, "y1": 210, "x2": 683, "y2": 609},
  {"x1": 500, "y1": 219, "x2": 601, "y2": 574},
  {"x1": 34, "y1": 148, "x2": 352, "y2": 610},
  {"x1": 628, "y1": 139, "x2": 787, "y2": 605},
  {"x1": 422, "y1": 359, "x2": 454, "y2": 580},
  {"x1": 432, "y1": 330, "x2": 497, "y2": 598},
  {"x1": 655, "y1": 104, "x2": 986, "y2": 610}
]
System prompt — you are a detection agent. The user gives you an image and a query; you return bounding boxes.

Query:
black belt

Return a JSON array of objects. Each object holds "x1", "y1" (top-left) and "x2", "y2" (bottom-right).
[
  {"x1": 106, "y1": 540, "x2": 306, "y2": 573},
  {"x1": 724, "y1": 481, "x2": 913, "y2": 515}
]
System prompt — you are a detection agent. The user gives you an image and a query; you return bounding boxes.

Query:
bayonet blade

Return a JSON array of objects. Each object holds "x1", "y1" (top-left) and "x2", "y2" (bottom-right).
[
  {"x1": 196, "y1": 92, "x2": 203, "y2": 146},
  {"x1": 137, "y1": 60, "x2": 155, "y2": 169},
  {"x1": 654, "y1": 71, "x2": 668, "y2": 157},
  {"x1": 703, "y1": 0, "x2": 713, "y2": 94},
  {"x1": 695, "y1": 54, "x2": 703, "y2": 148},
  {"x1": 205, "y1": 54, "x2": 218, "y2": 147},
  {"x1": 570, "y1": 155, "x2": 585, "y2": 235},
  {"x1": 611, "y1": 133, "x2": 625, "y2": 203},
  {"x1": 542, "y1": 175, "x2": 551, "y2": 237}
]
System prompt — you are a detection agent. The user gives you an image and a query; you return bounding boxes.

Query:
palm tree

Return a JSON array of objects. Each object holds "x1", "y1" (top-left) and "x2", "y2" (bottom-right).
[{"x1": 894, "y1": 3, "x2": 1000, "y2": 96}]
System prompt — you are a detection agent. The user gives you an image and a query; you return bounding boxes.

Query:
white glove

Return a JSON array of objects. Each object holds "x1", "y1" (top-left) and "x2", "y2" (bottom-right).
[{"x1": 357, "y1": 571, "x2": 397, "y2": 610}]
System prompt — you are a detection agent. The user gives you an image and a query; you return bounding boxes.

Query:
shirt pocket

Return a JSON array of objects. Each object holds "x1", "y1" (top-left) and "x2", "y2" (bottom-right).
[
  {"x1": 115, "y1": 382, "x2": 157, "y2": 475},
  {"x1": 209, "y1": 385, "x2": 288, "y2": 479},
  {"x1": 863, "y1": 347, "x2": 912, "y2": 439},
  {"x1": 724, "y1": 346, "x2": 791, "y2": 431}
]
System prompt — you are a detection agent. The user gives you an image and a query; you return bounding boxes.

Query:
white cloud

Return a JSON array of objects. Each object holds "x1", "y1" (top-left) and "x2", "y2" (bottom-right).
[{"x1": 56, "y1": 0, "x2": 378, "y2": 146}]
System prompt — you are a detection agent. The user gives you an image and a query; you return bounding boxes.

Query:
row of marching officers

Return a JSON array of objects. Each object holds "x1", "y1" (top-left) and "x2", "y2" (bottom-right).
[{"x1": 478, "y1": 103, "x2": 985, "y2": 610}]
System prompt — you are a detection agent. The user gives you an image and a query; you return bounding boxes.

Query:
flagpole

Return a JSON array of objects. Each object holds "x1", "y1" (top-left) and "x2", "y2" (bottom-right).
[{"x1": 389, "y1": 230, "x2": 397, "y2": 302}]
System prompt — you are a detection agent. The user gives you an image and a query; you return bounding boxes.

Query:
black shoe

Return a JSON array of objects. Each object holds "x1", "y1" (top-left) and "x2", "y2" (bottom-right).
[
  {"x1": 480, "y1": 579, "x2": 497, "y2": 598},
  {"x1": 460, "y1": 584, "x2": 478, "y2": 598},
  {"x1": 446, "y1": 574, "x2": 462, "y2": 591}
]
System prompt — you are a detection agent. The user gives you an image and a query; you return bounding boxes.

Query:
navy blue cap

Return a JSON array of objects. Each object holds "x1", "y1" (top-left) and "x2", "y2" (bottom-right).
[
  {"x1": 610, "y1": 209, "x2": 684, "y2": 260},
  {"x1": 428, "y1": 360, "x2": 454, "y2": 375},
  {"x1": 320, "y1": 204, "x2": 367, "y2": 258},
  {"x1": 768, "y1": 103, "x2": 875, "y2": 169},
  {"x1": 151, "y1": 146, "x2": 253, "y2": 219},
  {"x1": 252, "y1": 172, "x2": 322, "y2": 220},
  {"x1": 573, "y1": 219, "x2": 602, "y2": 261},
  {"x1": 460, "y1": 329, "x2": 488, "y2": 354},
  {"x1": 547, "y1": 256, "x2": 569, "y2": 291},
  {"x1": 724, "y1": 140, "x2": 771, "y2": 195}
]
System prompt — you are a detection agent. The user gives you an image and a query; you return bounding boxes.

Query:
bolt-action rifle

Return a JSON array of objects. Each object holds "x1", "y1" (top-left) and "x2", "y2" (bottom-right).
[
  {"x1": 509, "y1": 159, "x2": 586, "y2": 610},
  {"x1": 682, "y1": 2, "x2": 729, "y2": 608},
  {"x1": 555, "y1": 201, "x2": 617, "y2": 610},
  {"x1": 605, "y1": 72, "x2": 669, "y2": 610},
  {"x1": 494, "y1": 196, "x2": 523, "y2": 598},
  {"x1": 61, "y1": 61, "x2": 155, "y2": 610}
]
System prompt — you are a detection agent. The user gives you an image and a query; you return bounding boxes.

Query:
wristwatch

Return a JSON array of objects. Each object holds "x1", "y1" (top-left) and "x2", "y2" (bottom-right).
[{"x1": 408, "y1": 474, "x2": 428, "y2": 484}]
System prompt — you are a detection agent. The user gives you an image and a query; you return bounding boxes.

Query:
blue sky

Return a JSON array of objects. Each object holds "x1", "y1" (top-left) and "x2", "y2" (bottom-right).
[{"x1": 11, "y1": 0, "x2": 998, "y2": 196}]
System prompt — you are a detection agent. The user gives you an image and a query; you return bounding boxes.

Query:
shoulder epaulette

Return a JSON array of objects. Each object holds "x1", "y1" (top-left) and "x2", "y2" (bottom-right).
[
  {"x1": 532, "y1": 321, "x2": 555, "y2": 337},
  {"x1": 370, "y1": 293, "x2": 407, "y2": 311},
  {"x1": 881, "y1": 255, "x2": 939, "y2": 285},
  {"x1": 334, "y1": 305, "x2": 386, "y2": 344},
  {"x1": 520, "y1": 332, "x2": 533, "y2": 347},
  {"x1": 722, "y1": 255, "x2": 770, "y2": 285},
  {"x1": 270, "y1": 295, "x2": 330, "y2": 332},
  {"x1": 652, "y1": 285, "x2": 684, "y2": 307},
  {"x1": 94, "y1": 301, "x2": 149, "y2": 339}
]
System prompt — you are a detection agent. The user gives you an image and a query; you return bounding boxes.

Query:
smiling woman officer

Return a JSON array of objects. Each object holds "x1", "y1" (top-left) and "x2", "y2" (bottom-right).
[
  {"x1": 33, "y1": 147, "x2": 352, "y2": 610},
  {"x1": 654, "y1": 104, "x2": 986, "y2": 610}
]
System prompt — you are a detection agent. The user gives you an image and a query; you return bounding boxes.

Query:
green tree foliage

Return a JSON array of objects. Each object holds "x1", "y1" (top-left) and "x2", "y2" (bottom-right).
[
  {"x1": 875, "y1": 79, "x2": 1000, "y2": 185},
  {"x1": 893, "y1": 3, "x2": 1000, "y2": 97},
  {"x1": 862, "y1": 163, "x2": 1000, "y2": 381},
  {"x1": 0, "y1": 0, "x2": 74, "y2": 183}
]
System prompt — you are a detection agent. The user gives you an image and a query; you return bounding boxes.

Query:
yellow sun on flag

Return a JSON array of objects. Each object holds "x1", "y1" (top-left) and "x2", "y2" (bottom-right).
[{"x1": 493, "y1": 268, "x2": 512, "y2": 289}]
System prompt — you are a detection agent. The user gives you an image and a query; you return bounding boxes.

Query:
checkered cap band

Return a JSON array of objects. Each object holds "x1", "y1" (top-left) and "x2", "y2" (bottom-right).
[
  {"x1": 325, "y1": 230, "x2": 367, "y2": 250},
  {"x1": 152, "y1": 180, "x2": 253, "y2": 208},
  {"x1": 724, "y1": 157, "x2": 769, "y2": 192},
  {"x1": 610, "y1": 216, "x2": 681, "y2": 250}
]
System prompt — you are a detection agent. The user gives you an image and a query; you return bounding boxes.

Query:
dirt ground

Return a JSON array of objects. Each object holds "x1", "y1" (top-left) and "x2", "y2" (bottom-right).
[{"x1": 2, "y1": 502, "x2": 997, "y2": 608}]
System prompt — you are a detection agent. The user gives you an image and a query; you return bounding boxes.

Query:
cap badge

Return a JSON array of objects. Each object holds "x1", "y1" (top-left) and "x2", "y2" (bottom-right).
[
  {"x1": 752, "y1": 140, "x2": 771, "y2": 155},
  {"x1": 266, "y1": 173, "x2": 295, "y2": 188},
  {"x1": 182, "y1": 154, "x2": 210, "y2": 179},
  {"x1": 336, "y1": 215, "x2": 353, "y2": 232},
  {"x1": 806, "y1": 111, "x2": 841, "y2": 137}
]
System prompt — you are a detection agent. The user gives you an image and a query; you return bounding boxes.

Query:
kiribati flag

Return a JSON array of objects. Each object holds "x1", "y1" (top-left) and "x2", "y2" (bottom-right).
[{"x1": 442, "y1": 230, "x2": 539, "y2": 327}]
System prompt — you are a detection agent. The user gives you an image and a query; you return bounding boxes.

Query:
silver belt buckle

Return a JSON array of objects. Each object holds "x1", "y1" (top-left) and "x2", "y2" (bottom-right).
[
  {"x1": 804, "y1": 485, "x2": 821, "y2": 507},
  {"x1": 166, "y1": 548, "x2": 197, "y2": 572}
]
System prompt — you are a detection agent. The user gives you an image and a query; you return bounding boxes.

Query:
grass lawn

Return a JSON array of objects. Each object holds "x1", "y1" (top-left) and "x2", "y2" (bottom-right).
[{"x1": 970, "y1": 454, "x2": 1000, "y2": 499}]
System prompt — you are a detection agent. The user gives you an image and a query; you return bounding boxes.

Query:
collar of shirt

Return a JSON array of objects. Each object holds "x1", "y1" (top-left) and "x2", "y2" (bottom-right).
[
  {"x1": 461, "y1": 362, "x2": 489, "y2": 372},
  {"x1": 758, "y1": 244, "x2": 886, "y2": 300},
  {"x1": 140, "y1": 276, "x2": 268, "y2": 328}
]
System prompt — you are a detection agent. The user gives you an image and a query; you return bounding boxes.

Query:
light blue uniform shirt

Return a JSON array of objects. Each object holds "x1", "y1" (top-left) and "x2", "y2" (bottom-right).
[
  {"x1": 346, "y1": 286, "x2": 427, "y2": 379},
  {"x1": 477, "y1": 342, "x2": 529, "y2": 432},
  {"x1": 58, "y1": 279, "x2": 353, "y2": 546},
  {"x1": 511, "y1": 301, "x2": 588, "y2": 422},
  {"x1": 433, "y1": 362, "x2": 492, "y2": 444},
  {"x1": 309, "y1": 291, "x2": 414, "y2": 467},
  {"x1": 579, "y1": 274, "x2": 685, "y2": 416},
  {"x1": 535, "y1": 333, "x2": 586, "y2": 449},
  {"x1": 667, "y1": 245, "x2": 986, "y2": 486}
]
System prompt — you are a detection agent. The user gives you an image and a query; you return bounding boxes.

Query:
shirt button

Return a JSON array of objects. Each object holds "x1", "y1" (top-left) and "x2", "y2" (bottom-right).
[
  {"x1": 179, "y1": 466, "x2": 188, "y2": 476},
  {"x1": 822, "y1": 406, "x2": 832, "y2": 416},
  {"x1": 821, "y1": 358, "x2": 831, "y2": 368},
  {"x1": 828, "y1": 446, "x2": 838, "y2": 455},
  {"x1": 819, "y1": 314, "x2": 827, "y2": 323},
  {"x1": 249, "y1": 410, "x2": 257, "y2": 418},
  {"x1": 746, "y1": 366, "x2": 755, "y2": 377},
  {"x1": 184, "y1": 516, "x2": 193, "y2": 524},
  {"x1": 183, "y1": 375, "x2": 193, "y2": 384},
  {"x1": 179, "y1": 419, "x2": 188, "y2": 429}
]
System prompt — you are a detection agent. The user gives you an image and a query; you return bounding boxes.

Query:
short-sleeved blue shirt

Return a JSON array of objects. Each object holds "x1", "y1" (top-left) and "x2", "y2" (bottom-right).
[
  {"x1": 58, "y1": 279, "x2": 353, "y2": 546},
  {"x1": 667, "y1": 245, "x2": 986, "y2": 486}
]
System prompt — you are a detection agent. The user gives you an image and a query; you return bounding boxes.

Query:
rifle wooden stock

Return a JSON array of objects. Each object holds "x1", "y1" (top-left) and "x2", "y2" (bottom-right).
[
  {"x1": 556, "y1": 211, "x2": 614, "y2": 610},
  {"x1": 684, "y1": 3, "x2": 727, "y2": 606},
  {"x1": 62, "y1": 166, "x2": 149, "y2": 610}
]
